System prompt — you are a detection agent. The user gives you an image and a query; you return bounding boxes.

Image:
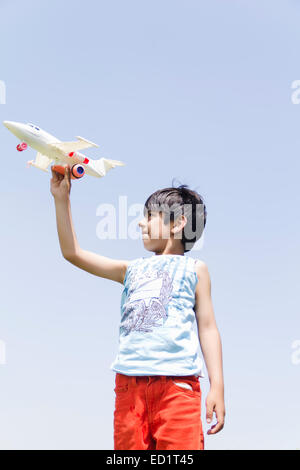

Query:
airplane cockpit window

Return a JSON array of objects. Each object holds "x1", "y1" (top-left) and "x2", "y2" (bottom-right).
[{"x1": 27, "y1": 123, "x2": 40, "y2": 130}]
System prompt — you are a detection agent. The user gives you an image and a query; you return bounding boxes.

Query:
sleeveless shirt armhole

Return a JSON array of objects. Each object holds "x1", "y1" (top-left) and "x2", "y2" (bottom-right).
[
  {"x1": 122, "y1": 257, "x2": 141, "y2": 286},
  {"x1": 123, "y1": 265, "x2": 129, "y2": 286},
  {"x1": 192, "y1": 258, "x2": 200, "y2": 289}
]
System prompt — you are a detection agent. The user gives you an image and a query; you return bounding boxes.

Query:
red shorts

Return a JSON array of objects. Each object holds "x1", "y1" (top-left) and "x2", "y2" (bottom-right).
[{"x1": 113, "y1": 373, "x2": 204, "y2": 450}]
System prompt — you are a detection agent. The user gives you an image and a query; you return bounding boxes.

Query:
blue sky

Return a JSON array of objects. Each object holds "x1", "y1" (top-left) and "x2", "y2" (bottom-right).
[{"x1": 0, "y1": 0, "x2": 299, "y2": 450}]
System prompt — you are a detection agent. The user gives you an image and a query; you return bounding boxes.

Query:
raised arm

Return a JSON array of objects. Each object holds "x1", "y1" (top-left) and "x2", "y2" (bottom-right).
[
  {"x1": 50, "y1": 165, "x2": 128, "y2": 285},
  {"x1": 64, "y1": 245, "x2": 128, "y2": 284}
]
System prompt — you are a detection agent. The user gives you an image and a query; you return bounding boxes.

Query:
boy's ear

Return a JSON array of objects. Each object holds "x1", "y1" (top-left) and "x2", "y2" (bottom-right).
[{"x1": 171, "y1": 215, "x2": 187, "y2": 238}]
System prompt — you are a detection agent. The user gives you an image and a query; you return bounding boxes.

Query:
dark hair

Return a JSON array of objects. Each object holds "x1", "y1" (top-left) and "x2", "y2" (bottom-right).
[{"x1": 143, "y1": 179, "x2": 207, "y2": 252}]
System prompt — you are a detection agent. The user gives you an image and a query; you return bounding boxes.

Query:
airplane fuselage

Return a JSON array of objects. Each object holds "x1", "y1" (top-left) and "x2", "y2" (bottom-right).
[{"x1": 3, "y1": 121, "x2": 101, "y2": 177}]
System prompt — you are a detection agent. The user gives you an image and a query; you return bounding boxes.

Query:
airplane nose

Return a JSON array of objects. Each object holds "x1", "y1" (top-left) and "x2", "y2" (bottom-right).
[
  {"x1": 3, "y1": 121, "x2": 26, "y2": 139},
  {"x1": 3, "y1": 121, "x2": 17, "y2": 131}
]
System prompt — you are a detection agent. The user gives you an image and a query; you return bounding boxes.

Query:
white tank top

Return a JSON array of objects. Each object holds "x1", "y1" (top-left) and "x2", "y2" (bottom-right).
[{"x1": 110, "y1": 254, "x2": 205, "y2": 378}]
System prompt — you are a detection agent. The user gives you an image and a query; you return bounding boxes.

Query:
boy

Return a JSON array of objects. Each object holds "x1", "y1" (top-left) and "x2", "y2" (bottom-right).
[{"x1": 50, "y1": 165, "x2": 225, "y2": 450}]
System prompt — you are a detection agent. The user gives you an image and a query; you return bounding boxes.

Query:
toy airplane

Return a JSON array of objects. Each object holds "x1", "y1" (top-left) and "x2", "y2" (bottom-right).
[{"x1": 3, "y1": 121, "x2": 125, "y2": 179}]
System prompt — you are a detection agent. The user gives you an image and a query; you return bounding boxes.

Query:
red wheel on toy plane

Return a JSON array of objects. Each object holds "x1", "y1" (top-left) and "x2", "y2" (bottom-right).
[{"x1": 17, "y1": 142, "x2": 28, "y2": 152}]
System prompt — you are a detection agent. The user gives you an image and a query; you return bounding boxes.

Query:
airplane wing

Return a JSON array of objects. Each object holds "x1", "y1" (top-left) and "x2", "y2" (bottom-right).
[
  {"x1": 49, "y1": 136, "x2": 99, "y2": 153},
  {"x1": 27, "y1": 152, "x2": 54, "y2": 172}
]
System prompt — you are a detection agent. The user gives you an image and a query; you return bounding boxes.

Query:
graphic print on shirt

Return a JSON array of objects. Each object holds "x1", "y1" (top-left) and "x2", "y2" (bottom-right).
[{"x1": 120, "y1": 267, "x2": 173, "y2": 336}]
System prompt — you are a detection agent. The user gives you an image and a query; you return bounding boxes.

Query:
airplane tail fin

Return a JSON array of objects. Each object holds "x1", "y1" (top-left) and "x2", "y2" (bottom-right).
[{"x1": 91, "y1": 157, "x2": 125, "y2": 177}]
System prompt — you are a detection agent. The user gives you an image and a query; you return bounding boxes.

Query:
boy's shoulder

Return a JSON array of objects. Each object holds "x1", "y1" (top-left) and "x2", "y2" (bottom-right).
[
  {"x1": 193, "y1": 258, "x2": 207, "y2": 269},
  {"x1": 193, "y1": 259, "x2": 209, "y2": 280}
]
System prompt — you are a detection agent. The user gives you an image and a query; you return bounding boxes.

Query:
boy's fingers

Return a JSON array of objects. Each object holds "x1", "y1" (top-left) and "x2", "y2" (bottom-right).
[
  {"x1": 51, "y1": 166, "x2": 58, "y2": 182},
  {"x1": 64, "y1": 165, "x2": 70, "y2": 182},
  {"x1": 206, "y1": 401, "x2": 214, "y2": 424},
  {"x1": 207, "y1": 406, "x2": 225, "y2": 435},
  {"x1": 51, "y1": 166, "x2": 60, "y2": 176},
  {"x1": 207, "y1": 420, "x2": 224, "y2": 435}
]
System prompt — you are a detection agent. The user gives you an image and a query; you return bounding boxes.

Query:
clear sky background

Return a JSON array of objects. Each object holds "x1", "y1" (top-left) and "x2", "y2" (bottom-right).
[{"x1": 0, "y1": 0, "x2": 299, "y2": 450}]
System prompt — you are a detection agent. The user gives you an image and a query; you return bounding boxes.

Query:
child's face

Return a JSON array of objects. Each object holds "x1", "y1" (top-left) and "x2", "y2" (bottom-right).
[{"x1": 138, "y1": 209, "x2": 178, "y2": 252}]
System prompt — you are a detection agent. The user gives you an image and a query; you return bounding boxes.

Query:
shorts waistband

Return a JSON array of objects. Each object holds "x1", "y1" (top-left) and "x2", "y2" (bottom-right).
[
  {"x1": 115, "y1": 373, "x2": 199, "y2": 387},
  {"x1": 130, "y1": 375, "x2": 168, "y2": 385}
]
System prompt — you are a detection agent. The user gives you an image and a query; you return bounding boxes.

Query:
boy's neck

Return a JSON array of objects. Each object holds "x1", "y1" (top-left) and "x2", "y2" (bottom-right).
[{"x1": 154, "y1": 249, "x2": 185, "y2": 256}]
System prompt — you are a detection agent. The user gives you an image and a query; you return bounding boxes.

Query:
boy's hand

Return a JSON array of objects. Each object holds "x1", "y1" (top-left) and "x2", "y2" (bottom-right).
[
  {"x1": 50, "y1": 165, "x2": 71, "y2": 201},
  {"x1": 205, "y1": 386, "x2": 225, "y2": 435}
]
